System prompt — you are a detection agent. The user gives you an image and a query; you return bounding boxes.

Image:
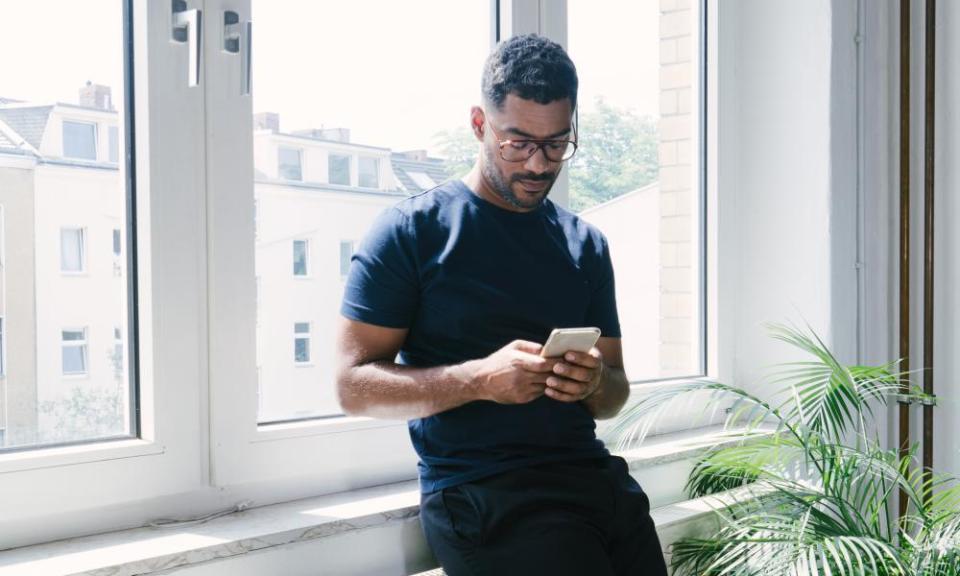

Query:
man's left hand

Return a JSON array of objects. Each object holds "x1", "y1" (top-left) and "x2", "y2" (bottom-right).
[{"x1": 544, "y1": 348, "x2": 604, "y2": 402}]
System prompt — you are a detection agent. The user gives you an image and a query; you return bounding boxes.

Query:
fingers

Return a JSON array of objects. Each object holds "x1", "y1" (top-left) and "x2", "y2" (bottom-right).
[
  {"x1": 544, "y1": 376, "x2": 590, "y2": 402},
  {"x1": 510, "y1": 340, "x2": 544, "y2": 355},
  {"x1": 561, "y1": 348, "x2": 602, "y2": 369},
  {"x1": 551, "y1": 361, "x2": 593, "y2": 383}
]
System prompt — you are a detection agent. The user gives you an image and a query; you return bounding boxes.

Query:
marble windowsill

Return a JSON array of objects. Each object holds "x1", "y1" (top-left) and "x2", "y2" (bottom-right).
[{"x1": 0, "y1": 424, "x2": 768, "y2": 576}]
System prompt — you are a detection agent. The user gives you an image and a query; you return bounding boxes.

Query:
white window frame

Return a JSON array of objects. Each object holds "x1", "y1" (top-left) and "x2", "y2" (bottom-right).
[
  {"x1": 62, "y1": 119, "x2": 99, "y2": 161},
  {"x1": 59, "y1": 226, "x2": 87, "y2": 274},
  {"x1": 327, "y1": 152, "x2": 351, "y2": 186},
  {"x1": 293, "y1": 322, "x2": 312, "y2": 366},
  {"x1": 357, "y1": 156, "x2": 380, "y2": 188},
  {"x1": 277, "y1": 145, "x2": 303, "y2": 181},
  {"x1": 292, "y1": 238, "x2": 310, "y2": 277},
  {"x1": 0, "y1": 0, "x2": 726, "y2": 551},
  {"x1": 60, "y1": 327, "x2": 89, "y2": 377}
]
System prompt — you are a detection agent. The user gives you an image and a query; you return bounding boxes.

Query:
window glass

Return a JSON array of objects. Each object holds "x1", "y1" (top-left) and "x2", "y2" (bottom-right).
[
  {"x1": 569, "y1": 0, "x2": 704, "y2": 380},
  {"x1": 63, "y1": 121, "x2": 97, "y2": 160},
  {"x1": 251, "y1": 0, "x2": 488, "y2": 423},
  {"x1": 60, "y1": 228, "x2": 85, "y2": 272},
  {"x1": 292, "y1": 239, "x2": 308, "y2": 276},
  {"x1": 278, "y1": 146, "x2": 302, "y2": 181}
]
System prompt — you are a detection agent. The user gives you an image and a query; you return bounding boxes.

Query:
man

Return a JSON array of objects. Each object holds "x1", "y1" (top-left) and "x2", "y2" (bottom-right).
[{"x1": 336, "y1": 34, "x2": 668, "y2": 575}]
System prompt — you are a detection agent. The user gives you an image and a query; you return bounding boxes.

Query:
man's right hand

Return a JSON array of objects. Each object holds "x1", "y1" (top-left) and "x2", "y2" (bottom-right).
[{"x1": 461, "y1": 340, "x2": 559, "y2": 405}]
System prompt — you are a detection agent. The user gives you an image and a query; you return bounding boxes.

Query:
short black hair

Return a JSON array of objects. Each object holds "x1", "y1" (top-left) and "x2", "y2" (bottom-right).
[{"x1": 481, "y1": 34, "x2": 578, "y2": 111}]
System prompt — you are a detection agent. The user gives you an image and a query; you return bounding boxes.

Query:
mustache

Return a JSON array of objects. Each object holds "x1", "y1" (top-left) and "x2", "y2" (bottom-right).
[{"x1": 511, "y1": 173, "x2": 556, "y2": 183}]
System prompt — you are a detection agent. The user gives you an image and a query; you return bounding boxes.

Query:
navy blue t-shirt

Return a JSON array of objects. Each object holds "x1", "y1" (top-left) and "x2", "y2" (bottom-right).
[{"x1": 340, "y1": 180, "x2": 621, "y2": 493}]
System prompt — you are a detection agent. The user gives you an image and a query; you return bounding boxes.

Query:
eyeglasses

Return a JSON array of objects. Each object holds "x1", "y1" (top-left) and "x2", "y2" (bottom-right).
[{"x1": 485, "y1": 118, "x2": 578, "y2": 163}]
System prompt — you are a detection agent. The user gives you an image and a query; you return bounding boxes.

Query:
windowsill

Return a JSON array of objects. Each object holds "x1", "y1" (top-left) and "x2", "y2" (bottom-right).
[{"x1": 0, "y1": 424, "x2": 767, "y2": 575}]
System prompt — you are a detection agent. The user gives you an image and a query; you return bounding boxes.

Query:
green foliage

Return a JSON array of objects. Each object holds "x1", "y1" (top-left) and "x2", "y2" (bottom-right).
[
  {"x1": 38, "y1": 386, "x2": 125, "y2": 444},
  {"x1": 611, "y1": 322, "x2": 960, "y2": 575},
  {"x1": 569, "y1": 98, "x2": 659, "y2": 212},
  {"x1": 431, "y1": 98, "x2": 660, "y2": 210},
  {"x1": 432, "y1": 126, "x2": 478, "y2": 180}
]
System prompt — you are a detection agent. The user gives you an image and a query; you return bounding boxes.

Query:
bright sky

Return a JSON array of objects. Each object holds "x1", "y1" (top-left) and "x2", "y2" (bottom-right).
[{"x1": 0, "y1": 0, "x2": 661, "y2": 156}]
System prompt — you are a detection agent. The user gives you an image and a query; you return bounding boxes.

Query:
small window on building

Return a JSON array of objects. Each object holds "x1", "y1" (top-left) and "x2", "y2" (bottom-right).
[
  {"x1": 278, "y1": 146, "x2": 303, "y2": 181},
  {"x1": 112, "y1": 326, "x2": 123, "y2": 378},
  {"x1": 108, "y1": 126, "x2": 119, "y2": 163},
  {"x1": 113, "y1": 228, "x2": 121, "y2": 257},
  {"x1": 328, "y1": 154, "x2": 350, "y2": 186},
  {"x1": 407, "y1": 171, "x2": 437, "y2": 190},
  {"x1": 339, "y1": 240, "x2": 355, "y2": 279},
  {"x1": 294, "y1": 322, "x2": 311, "y2": 364},
  {"x1": 60, "y1": 227, "x2": 86, "y2": 273},
  {"x1": 62, "y1": 327, "x2": 88, "y2": 376},
  {"x1": 358, "y1": 157, "x2": 380, "y2": 188},
  {"x1": 62, "y1": 120, "x2": 97, "y2": 160},
  {"x1": 293, "y1": 239, "x2": 309, "y2": 276}
]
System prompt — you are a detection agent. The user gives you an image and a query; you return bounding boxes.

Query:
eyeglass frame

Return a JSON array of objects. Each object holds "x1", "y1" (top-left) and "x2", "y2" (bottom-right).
[{"x1": 483, "y1": 108, "x2": 579, "y2": 163}]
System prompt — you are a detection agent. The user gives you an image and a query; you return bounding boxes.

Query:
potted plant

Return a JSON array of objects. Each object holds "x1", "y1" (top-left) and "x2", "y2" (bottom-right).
[{"x1": 609, "y1": 323, "x2": 960, "y2": 575}]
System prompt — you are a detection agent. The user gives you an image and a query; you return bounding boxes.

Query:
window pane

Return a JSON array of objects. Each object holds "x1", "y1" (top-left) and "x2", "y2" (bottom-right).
[
  {"x1": 358, "y1": 157, "x2": 379, "y2": 188},
  {"x1": 294, "y1": 322, "x2": 309, "y2": 333},
  {"x1": 60, "y1": 228, "x2": 84, "y2": 272},
  {"x1": 339, "y1": 240, "x2": 354, "y2": 278},
  {"x1": 0, "y1": 1, "x2": 134, "y2": 448},
  {"x1": 278, "y1": 146, "x2": 302, "y2": 181},
  {"x1": 294, "y1": 337, "x2": 310, "y2": 363},
  {"x1": 292, "y1": 239, "x2": 308, "y2": 276},
  {"x1": 63, "y1": 121, "x2": 97, "y2": 160},
  {"x1": 252, "y1": 0, "x2": 488, "y2": 422},
  {"x1": 113, "y1": 228, "x2": 121, "y2": 256},
  {"x1": 328, "y1": 154, "x2": 350, "y2": 186},
  {"x1": 570, "y1": 0, "x2": 704, "y2": 381}
]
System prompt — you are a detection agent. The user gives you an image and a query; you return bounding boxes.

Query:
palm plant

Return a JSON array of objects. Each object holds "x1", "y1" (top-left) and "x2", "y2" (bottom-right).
[{"x1": 609, "y1": 322, "x2": 960, "y2": 575}]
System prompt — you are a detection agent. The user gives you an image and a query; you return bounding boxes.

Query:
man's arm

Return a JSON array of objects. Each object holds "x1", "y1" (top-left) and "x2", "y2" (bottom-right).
[
  {"x1": 336, "y1": 317, "x2": 560, "y2": 420},
  {"x1": 541, "y1": 336, "x2": 630, "y2": 420}
]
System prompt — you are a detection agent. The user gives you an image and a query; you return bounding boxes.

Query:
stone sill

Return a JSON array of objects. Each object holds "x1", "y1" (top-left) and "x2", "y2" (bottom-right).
[{"x1": 0, "y1": 425, "x2": 766, "y2": 576}]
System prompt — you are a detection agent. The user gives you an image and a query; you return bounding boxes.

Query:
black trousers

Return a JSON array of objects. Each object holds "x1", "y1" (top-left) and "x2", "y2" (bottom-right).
[{"x1": 419, "y1": 456, "x2": 668, "y2": 576}]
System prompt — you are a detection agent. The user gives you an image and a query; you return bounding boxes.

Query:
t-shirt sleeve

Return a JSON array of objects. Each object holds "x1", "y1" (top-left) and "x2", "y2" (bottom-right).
[
  {"x1": 340, "y1": 206, "x2": 419, "y2": 328},
  {"x1": 584, "y1": 235, "x2": 622, "y2": 338}
]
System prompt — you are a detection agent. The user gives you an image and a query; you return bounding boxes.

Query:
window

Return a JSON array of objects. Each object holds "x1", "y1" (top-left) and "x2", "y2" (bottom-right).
[
  {"x1": 569, "y1": 0, "x2": 706, "y2": 381},
  {"x1": 278, "y1": 146, "x2": 302, "y2": 181},
  {"x1": 60, "y1": 227, "x2": 86, "y2": 273},
  {"x1": 358, "y1": 157, "x2": 379, "y2": 188},
  {"x1": 339, "y1": 240, "x2": 355, "y2": 278},
  {"x1": 112, "y1": 228, "x2": 121, "y2": 257},
  {"x1": 62, "y1": 120, "x2": 97, "y2": 160},
  {"x1": 328, "y1": 154, "x2": 350, "y2": 185},
  {"x1": 293, "y1": 239, "x2": 309, "y2": 276},
  {"x1": 293, "y1": 322, "x2": 311, "y2": 364},
  {"x1": 108, "y1": 126, "x2": 119, "y2": 163},
  {"x1": 112, "y1": 327, "x2": 123, "y2": 379},
  {"x1": 61, "y1": 328, "x2": 88, "y2": 376}
]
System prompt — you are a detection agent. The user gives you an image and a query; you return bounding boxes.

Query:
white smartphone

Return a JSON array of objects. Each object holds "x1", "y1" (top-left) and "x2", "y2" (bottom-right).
[{"x1": 540, "y1": 327, "x2": 602, "y2": 358}]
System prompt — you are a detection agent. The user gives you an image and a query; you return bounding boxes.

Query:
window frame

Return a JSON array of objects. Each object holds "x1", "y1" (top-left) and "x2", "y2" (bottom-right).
[
  {"x1": 292, "y1": 238, "x2": 310, "y2": 277},
  {"x1": 293, "y1": 321, "x2": 312, "y2": 366},
  {"x1": 59, "y1": 226, "x2": 87, "y2": 274},
  {"x1": 327, "y1": 152, "x2": 351, "y2": 186},
  {"x1": 62, "y1": 119, "x2": 99, "y2": 161},
  {"x1": 277, "y1": 145, "x2": 303, "y2": 181},
  {"x1": 357, "y1": 156, "x2": 380, "y2": 188},
  {"x1": 60, "y1": 327, "x2": 89, "y2": 377}
]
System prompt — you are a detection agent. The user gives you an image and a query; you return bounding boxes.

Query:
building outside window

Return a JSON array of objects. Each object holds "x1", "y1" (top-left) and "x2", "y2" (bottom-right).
[
  {"x1": 112, "y1": 229, "x2": 121, "y2": 257},
  {"x1": 292, "y1": 239, "x2": 309, "y2": 276},
  {"x1": 61, "y1": 328, "x2": 88, "y2": 376},
  {"x1": 293, "y1": 322, "x2": 311, "y2": 364},
  {"x1": 278, "y1": 146, "x2": 302, "y2": 181},
  {"x1": 62, "y1": 120, "x2": 97, "y2": 160},
  {"x1": 108, "y1": 126, "x2": 119, "y2": 163},
  {"x1": 358, "y1": 157, "x2": 379, "y2": 188},
  {"x1": 60, "y1": 227, "x2": 86, "y2": 273},
  {"x1": 328, "y1": 154, "x2": 350, "y2": 185}
]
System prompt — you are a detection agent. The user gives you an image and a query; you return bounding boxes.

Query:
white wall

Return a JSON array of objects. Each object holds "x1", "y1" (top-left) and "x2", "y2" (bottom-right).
[{"x1": 720, "y1": 0, "x2": 860, "y2": 400}]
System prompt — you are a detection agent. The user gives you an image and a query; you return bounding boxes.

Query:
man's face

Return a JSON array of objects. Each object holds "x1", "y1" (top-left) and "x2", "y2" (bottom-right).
[{"x1": 477, "y1": 94, "x2": 574, "y2": 211}]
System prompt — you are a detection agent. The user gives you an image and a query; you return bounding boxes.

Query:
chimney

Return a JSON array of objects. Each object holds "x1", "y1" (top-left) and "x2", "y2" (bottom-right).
[
  {"x1": 292, "y1": 127, "x2": 351, "y2": 143},
  {"x1": 79, "y1": 82, "x2": 113, "y2": 111},
  {"x1": 254, "y1": 112, "x2": 280, "y2": 132},
  {"x1": 400, "y1": 150, "x2": 429, "y2": 162}
]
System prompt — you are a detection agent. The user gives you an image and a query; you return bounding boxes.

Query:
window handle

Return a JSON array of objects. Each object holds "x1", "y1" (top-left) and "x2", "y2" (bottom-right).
[
  {"x1": 172, "y1": 0, "x2": 202, "y2": 87},
  {"x1": 224, "y1": 11, "x2": 253, "y2": 96}
]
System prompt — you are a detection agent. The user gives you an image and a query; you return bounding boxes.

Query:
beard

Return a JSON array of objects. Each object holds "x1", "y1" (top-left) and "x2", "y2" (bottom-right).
[{"x1": 480, "y1": 145, "x2": 558, "y2": 211}]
